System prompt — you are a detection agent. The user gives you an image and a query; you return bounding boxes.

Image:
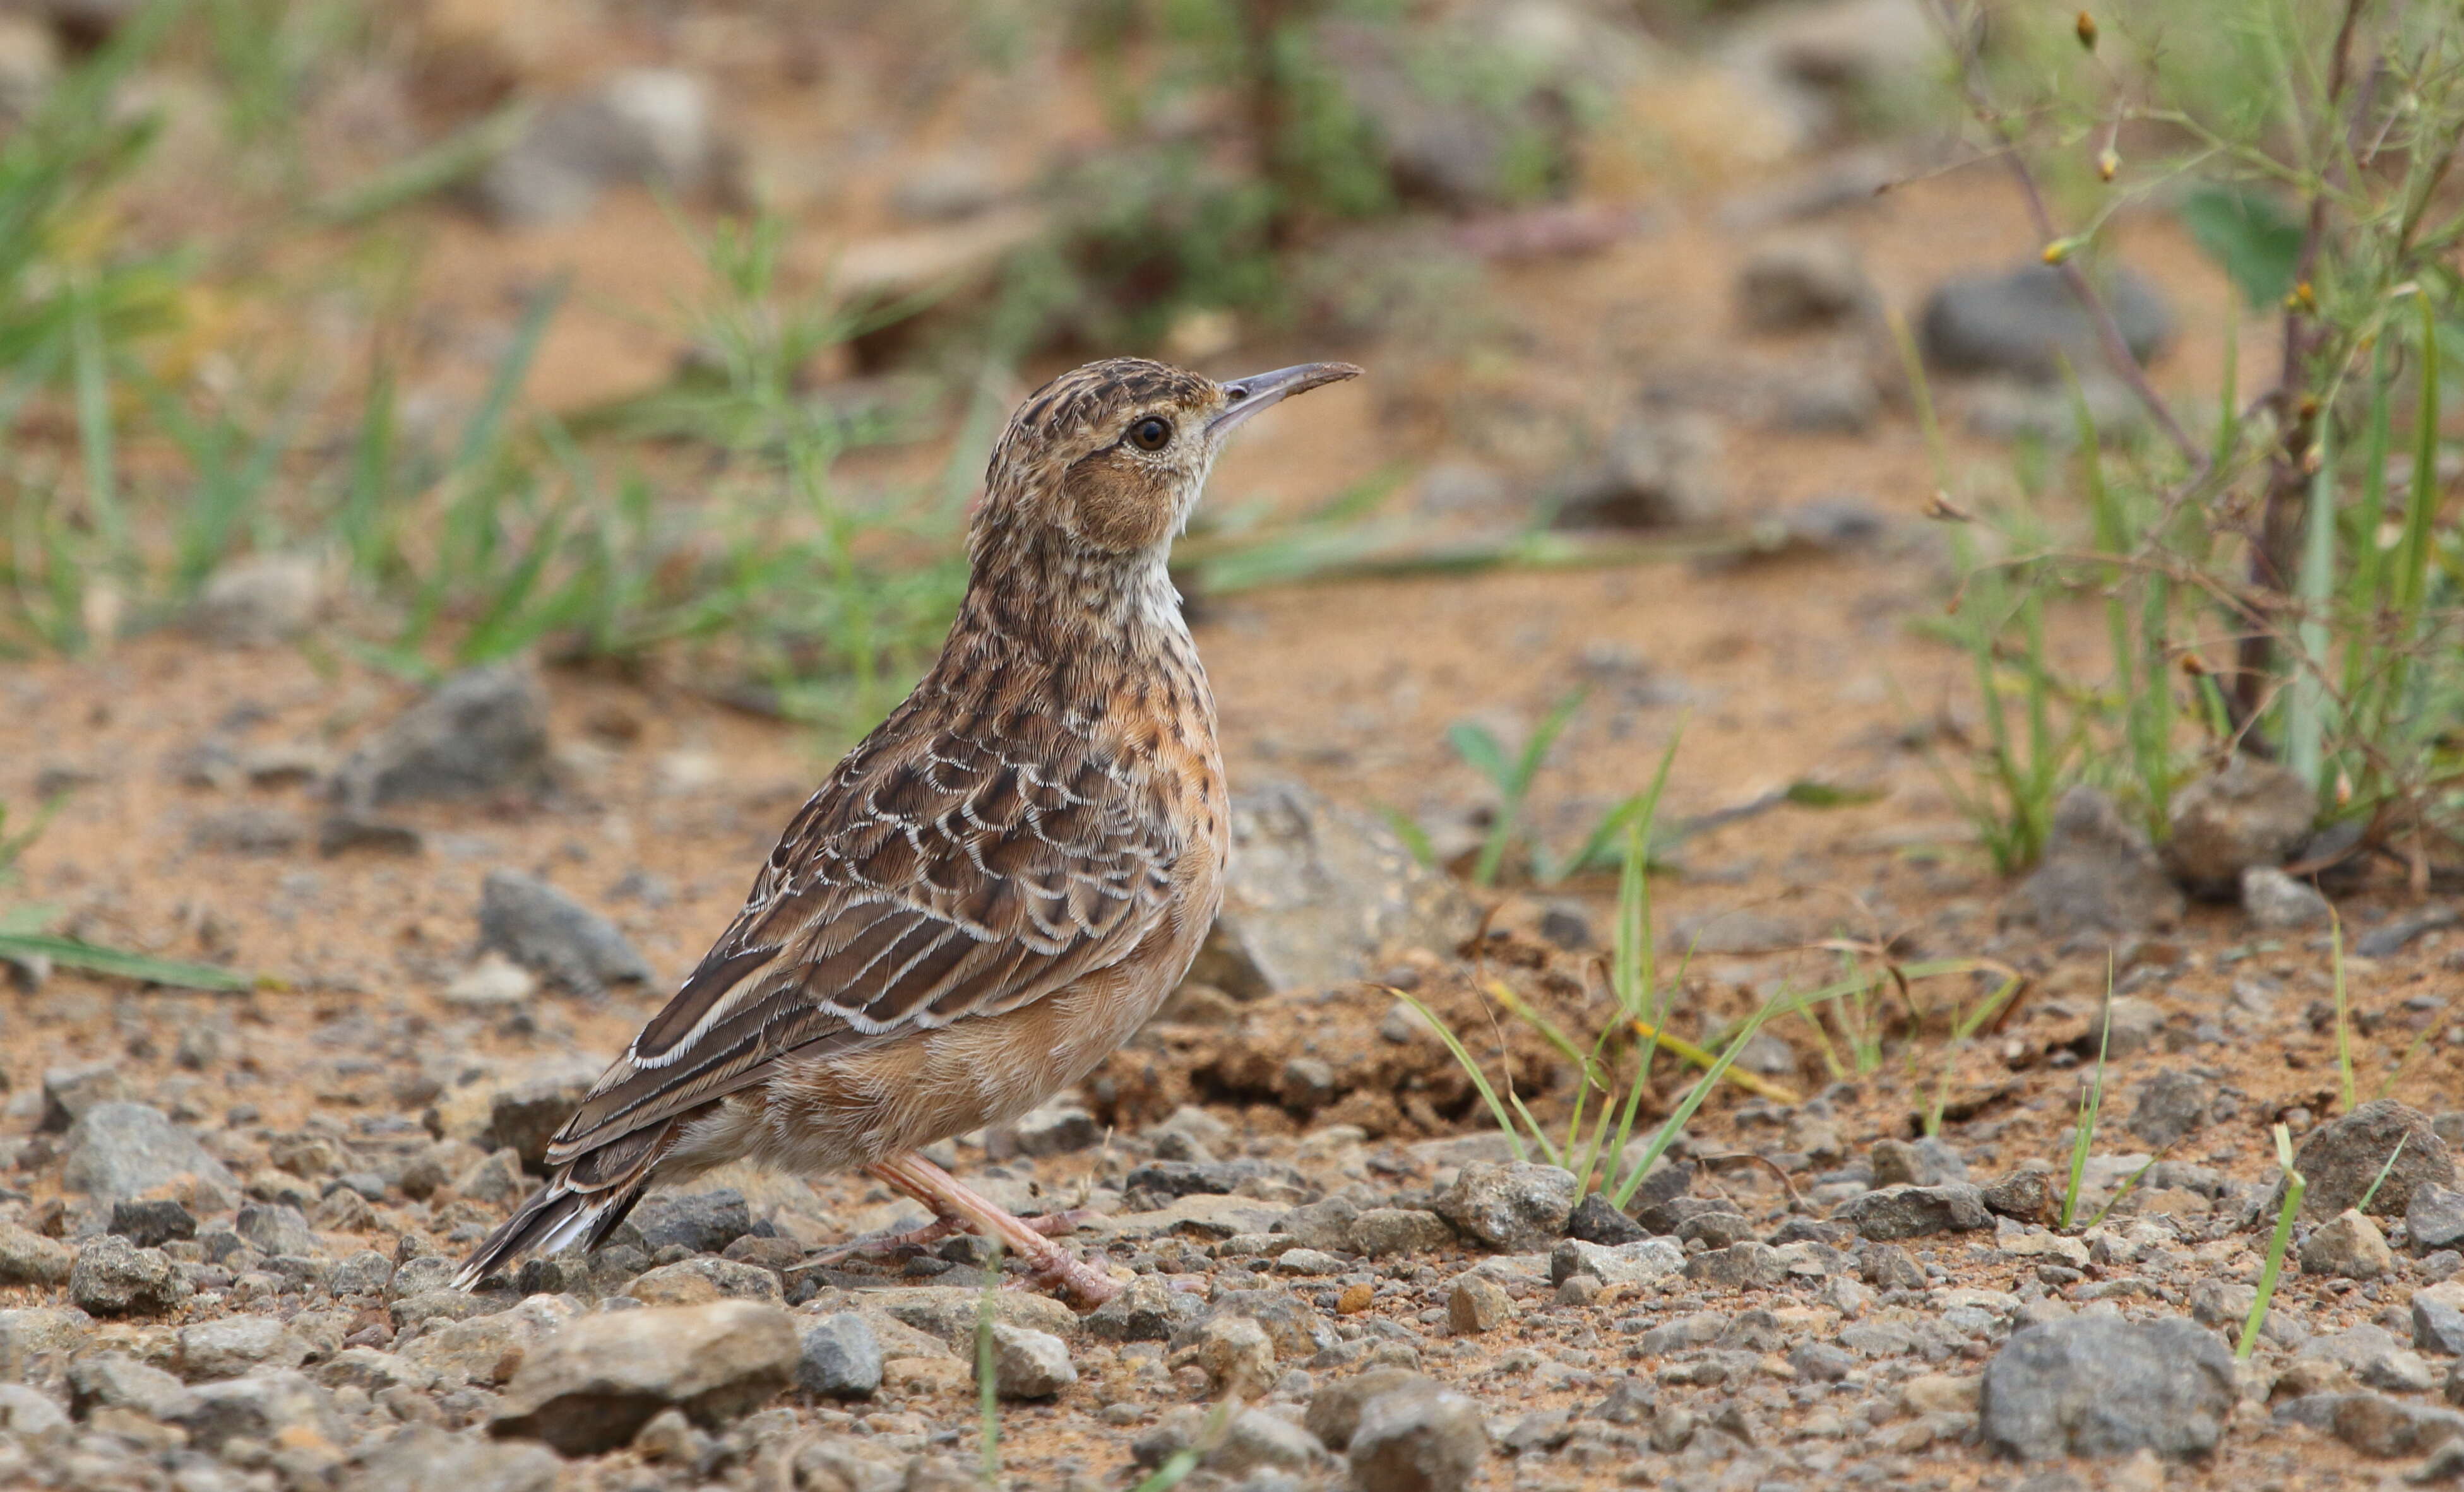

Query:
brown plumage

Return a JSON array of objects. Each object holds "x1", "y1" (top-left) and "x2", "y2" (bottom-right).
[{"x1": 456, "y1": 355, "x2": 1360, "y2": 1305}]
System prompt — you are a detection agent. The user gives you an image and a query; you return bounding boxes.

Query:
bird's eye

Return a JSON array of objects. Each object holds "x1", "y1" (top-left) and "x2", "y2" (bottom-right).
[{"x1": 1128, "y1": 417, "x2": 1172, "y2": 451}]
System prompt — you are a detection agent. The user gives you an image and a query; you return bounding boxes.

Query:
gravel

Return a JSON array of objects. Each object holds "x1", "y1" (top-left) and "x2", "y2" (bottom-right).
[{"x1": 1348, "y1": 1378, "x2": 1490, "y2": 1492}]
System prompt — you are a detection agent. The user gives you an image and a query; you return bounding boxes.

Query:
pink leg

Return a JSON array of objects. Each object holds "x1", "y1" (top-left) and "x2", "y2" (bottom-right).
[
  {"x1": 857, "y1": 1152, "x2": 1121, "y2": 1307},
  {"x1": 797, "y1": 1202, "x2": 1094, "y2": 1269}
]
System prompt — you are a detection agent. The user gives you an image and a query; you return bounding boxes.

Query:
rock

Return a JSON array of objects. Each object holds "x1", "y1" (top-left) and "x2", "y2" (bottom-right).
[
  {"x1": 1205, "y1": 1407, "x2": 1330, "y2": 1477},
  {"x1": 0, "y1": 1306, "x2": 95, "y2": 1382},
  {"x1": 1834, "y1": 1183, "x2": 1992, "y2": 1240},
  {"x1": 443, "y1": 952, "x2": 540, "y2": 1010},
  {"x1": 399, "y1": 1296, "x2": 578, "y2": 1388},
  {"x1": 189, "y1": 554, "x2": 322, "y2": 646},
  {"x1": 1549, "y1": 1237, "x2": 1686, "y2": 1286},
  {"x1": 982, "y1": 1323, "x2": 1075, "y2": 1399},
  {"x1": 1684, "y1": 1240, "x2": 1787, "y2": 1289},
  {"x1": 2356, "y1": 904, "x2": 2461, "y2": 959},
  {"x1": 68, "y1": 1235, "x2": 192, "y2": 1317},
  {"x1": 0, "y1": 1221, "x2": 72, "y2": 1286},
  {"x1": 2128, "y1": 1070, "x2": 2214, "y2": 1147},
  {"x1": 2415, "y1": 1284, "x2": 2464, "y2": 1356},
  {"x1": 1436, "y1": 1161, "x2": 1578, "y2": 1251},
  {"x1": 995, "y1": 1099, "x2": 1100, "y2": 1158},
  {"x1": 866, "y1": 1286, "x2": 1080, "y2": 1353},
  {"x1": 2001, "y1": 787, "x2": 2184, "y2": 940},
  {"x1": 1350, "y1": 1208, "x2": 1457, "y2": 1258},
  {"x1": 1982, "y1": 1170, "x2": 2060, "y2": 1224},
  {"x1": 1348, "y1": 1378, "x2": 1490, "y2": 1492},
  {"x1": 1963, "y1": 372, "x2": 2146, "y2": 444},
  {"x1": 1982, "y1": 1315, "x2": 2234, "y2": 1460},
  {"x1": 2244, "y1": 866, "x2": 2332, "y2": 930},
  {"x1": 1186, "y1": 781, "x2": 1477, "y2": 998},
  {"x1": 1167, "y1": 1314, "x2": 1276, "y2": 1395},
  {"x1": 68, "y1": 1353, "x2": 199, "y2": 1421},
  {"x1": 2283, "y1": 1100, "x2": 2456, "y2": 1221},
  {"x1": 1564, "y1": 1192, "x2": 1646, "y2": 1245},
  {"x1": 1771, "y1": 360, "x2": 1881, "y2": 434},
  {"x1": 355, "y1": 1423, "x2": 559, "y2": 1492},
  {"x1": 42, "y1": 1058, "x2": 126, "y2": 1128},
  {"x1": 797, "y1": 1313, "x2": 882, "y2": 1398},
  {"x1": 2414, "y1": 1185, "x2": 2464, "y2": 1257},
  {"x1": 625, "y1": 1256, "x2": 784, "y2": 1306},
  {"x1": 0, "y1": 1383, "x2": 64, "y2": 1435},
  {"x1": 177, "y1": 1315, "x2": 309, "y2": 1380},
  {"x1": 1552, "y1": 409, "x2": 1727, "y2": 529},
  {"x1": 478, "y1": 869, "x2": 655, "y2": 994},
  {"x1": 329, "y1": 661, "x2": 551, "y2": 812},
  {"x1": 234, "y1": 1203, "x2": 321, "y2": 1258},
  {"x1": 1871, "y1": 1137, "x2": 1968, "y2": 1187},
  {"x1": 2165, "y1": 755, "x2": 2317, "y2": 889},
  {"x1": 1446, "y1": 1274, "x2": 1513, "y2": 1334},
  {"x1": 62, "y1": 1098, "x2": 237, "y2": 1206},
  {"x1": 489, "y1": 1300, "x2": 799, "y2": 1456},
  {"x1": 475, "y1": 68, "x2": 714, "y2": 228},
  {"x1": 108, "y1": 1197, "x2": 197, "y2": 1250},
  {"x1": 2302, "y1": 1209, "x2": 2396, "y2": 1280},
  {"x1": 622, "y1": 1189, "x2": 752, "y2": 1257},
  {"x1": 1737, "y1": 232, "x2": 1872, "y2": 331},
  {"x1": 1919, "y1": 261, "x2": 2172, "y2": 382},
  {"x1": 167, "y1": 1370, "x2": 342, "y2": 1454},
  {"x1": 1307, "y1": 1368, "x2": 1436, "y2": 1452}
]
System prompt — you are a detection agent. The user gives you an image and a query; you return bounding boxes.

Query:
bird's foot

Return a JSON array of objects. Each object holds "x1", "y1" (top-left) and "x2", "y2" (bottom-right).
[
  {"x1": 795, "y1": 1205, "x2": 1097, "y2": 1272},
  {"x1": 855, "y1": 1152, "x2": 1124, "y2": 1308}
]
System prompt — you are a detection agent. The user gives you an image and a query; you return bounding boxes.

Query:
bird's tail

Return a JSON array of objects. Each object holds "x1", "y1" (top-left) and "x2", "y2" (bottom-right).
[{"x1": 451, "y1": 1118, "x2": 680, "y2": 1290}]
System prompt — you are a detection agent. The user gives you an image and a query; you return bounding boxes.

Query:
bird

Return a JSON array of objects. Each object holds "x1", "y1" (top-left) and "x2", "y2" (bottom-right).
[{"x1": 455, "y1": 355, "x2": 1361, "y2": 1306}]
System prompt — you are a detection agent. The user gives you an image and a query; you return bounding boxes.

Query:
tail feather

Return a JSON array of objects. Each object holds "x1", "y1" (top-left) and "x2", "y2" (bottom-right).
[{"x1": 451, "y1": 1116, "x2": 683, "y2": 1290}]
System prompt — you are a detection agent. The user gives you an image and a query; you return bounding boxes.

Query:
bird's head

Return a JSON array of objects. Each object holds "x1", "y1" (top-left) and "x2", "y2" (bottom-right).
[{"x1": 976, "y1": 357, "x2": 1361, "y2": 565}]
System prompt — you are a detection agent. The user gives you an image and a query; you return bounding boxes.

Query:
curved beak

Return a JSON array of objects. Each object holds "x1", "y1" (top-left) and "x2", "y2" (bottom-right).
[{"x1": 1208, "y1": 361, "x2": 1363, "y2": 439}]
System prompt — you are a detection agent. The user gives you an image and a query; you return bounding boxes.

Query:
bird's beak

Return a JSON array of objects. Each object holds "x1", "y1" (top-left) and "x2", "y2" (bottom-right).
[{"x1": 1208, "y1": 362, "x2": 1363, "y2": 439}]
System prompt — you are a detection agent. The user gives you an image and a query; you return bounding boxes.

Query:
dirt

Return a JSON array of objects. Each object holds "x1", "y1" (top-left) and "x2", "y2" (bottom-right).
[{"x1": 6, "y1": 6, "x2": 2464, "y2": 1492}]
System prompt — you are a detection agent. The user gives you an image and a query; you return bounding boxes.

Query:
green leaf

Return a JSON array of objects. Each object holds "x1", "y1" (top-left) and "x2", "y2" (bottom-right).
[
  {"x1": 1446, "y1": 721, "x2": 1510, "y2": 786},
  {"x1": 2175, "y1": 184, "x2": 2302, "y2": 309},
  {"x1": 0, "y1": 933, "x2": 251, "y2": 991}
]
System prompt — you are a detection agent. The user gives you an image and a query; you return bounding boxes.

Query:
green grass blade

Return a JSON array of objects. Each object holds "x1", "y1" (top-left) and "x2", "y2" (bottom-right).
[
  {"x1": 1392, "y1": 991, "x2": 1528, "y2": 1162},
  {"x1": 2061, "y1": 968, "x2": 2116, "y2": 1230},
  {"x1": 2239, "y1": 1125, "x2": 2304, "y2": 1361},
  {"x1": 0, "y1": 933, "x2": 250, "y2": 991}
]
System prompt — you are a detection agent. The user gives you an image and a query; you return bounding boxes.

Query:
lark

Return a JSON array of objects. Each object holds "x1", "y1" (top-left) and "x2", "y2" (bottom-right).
[{"x1": 456, "y1": 357, "x2": 1360, "y2": 1305}]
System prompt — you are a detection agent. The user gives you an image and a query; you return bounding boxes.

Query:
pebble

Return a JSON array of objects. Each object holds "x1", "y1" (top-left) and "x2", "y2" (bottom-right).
[
  {"x1": 189, "y1": 554, "x2": 323, "y2": 646},
  {"x1": 177, "y1": 1314, "x2": 309, "y2": 1380},
  {"x1": 478, "y1": 868, "x2": 655, "y2": 994},
  {"x1": 1999, "y1": 786, "x2": 2184, "y2": 939},
  {"x1": 2128, "y1": 1070, "x2": 2215, "y2": 1147},
  {"x1": 1167, "y1": 1313, "x2": 1275, "y2": 1394},
  {"x1": 797, "y1": 1312, "x2": 883, "y2": 1398},
  {"x1": 1919, "y1": 261, "x2": 2172, "y2": 381},
  {"x1": 982, "y1": 1323, "x2": 1076, "y2": 1399},
  {"x1": 1351, "y1": 1207, "x2": 1456, "y2": 1257},
  {"x1": 62, "y1": 1101, "x2": 237, "y2": 1199},
  {"x1": 2164, "y1": 755, "x2": 2316, "y2": 888},
  {"x1": 1085, "y1": 1276, "x2": 1208, "y2": 1342},
  {"x1": 1348, "y1": 1378, "x2": 1490, "y2": 1492},
  {"x1": 0, "y1": 1221, "x2": 71, "y2": 1286},
  {"x1": 1735, "y1": 232, "x2": 1874, "y2": 331},
  {"x1": 489, "y1": 1300, "x2": 799, "y2": 1456},
  {"x1": 1835, "y1": 1182, "x2": 1992, "y2": 1240},
  {"x1": 2244, "y1": 865, "x2": 2333, "y2": 930},
  {"x1": 1434, "y1": 1161, "x2": 1578, "y2": 1252},
  {"x1": 1980, "y1": 1314, "x2": 2235, "y2": 1460},
  {"x1": 2301, "y1": 1209, "x2": 2396, "y2": 1280},
  {"x1": 2285, "y1": 1100, "x2": 2456, "y2": 1220},
  {"x1": 2418, "y1": 1186, "x2": 2464, "y2": 1257},
  {"x1": 69, "y1": 1235, "x2": 193, "y2": 1317},
  {"x1": 1446, "y1": 1274, "x2": 1513, "y2": 1334},
  {"x1": 328, "y1": 661, "x2": 552, "y2": 812}
]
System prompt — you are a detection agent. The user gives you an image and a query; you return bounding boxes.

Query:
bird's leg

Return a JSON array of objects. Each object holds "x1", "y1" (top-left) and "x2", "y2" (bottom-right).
[
  {"x1": 796, "y1": 1194, "x2": 1092, "y2": 1270},
  {"x1": 860, "y1": 1152, "x2": 1121, "y2": 1306}
]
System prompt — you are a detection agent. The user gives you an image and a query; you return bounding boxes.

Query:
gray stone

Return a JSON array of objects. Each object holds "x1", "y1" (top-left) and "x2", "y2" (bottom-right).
[
  {"x1": 1185, "y1": 781, "x2": 1477, "y2": 998},
  {"x1": 2244, "y1": 866, "x2": 2332, "y2": 930},
  {"x1": 1920, "y1": 261, "x2": 2172, "y2": 382},
  {"x1": 68, "y1": 1235, "x2": 192, "y2": 1317},
  {"x1": 68, "y1": 1354, "x2": 199, "y2": 1421},
  {"x1": 866, "y1": 1286, "x2": 1080, "y2": 1353},
  {"x1": 2128, "y1": 1070, "x2": 2214, "y2": 1147},
  {"x1": 1552, "y1": 409, "x2": 1727, "y2": 529},
  {"x1": 167, "y1": 1370, "x2": 342, "y2": 1454},
  {"x1": 1446, "y1": 1274, "x2": 1512, "y2": 1333},
  {"x1": 354, "y1": 1422, "x2": 559, "y2": 1492},
  {"x1": 1167, "y1": 1313, "x2": 1275, "y2": 1394},
  {"x1": 62, "y1": 1102, "x2": 237, "y2": 1199},
  {"x1": 1435, "y1": 1161, "x2": 1579, "y2": 1251},
  {"x1": 622, "y1": 1190, "x2": 753, "y2": 1257},
  {"x1": 234, "y1": 1203, "x2": 321, "y2": 1258},
  {"x1": 489, "y1": 1300, "x2": 799, "y2": 1455},
  {"x1": 1737, "y1": 232, "x2": 1873, "y2": 331},
  {"x1": 1206, "y1": 1408, "x2": 1330, "y2": 1477},
  {"x1": 1834, "y1": 1183, "x2": 1992, "y2": 1241},
  {"x1": 479, "y1": 869, "x2": 655, "y2": 994},
  {"x1": 2282, "y1": 1100, "x2": 2456, "y2": 1221},
  {"x1": 1982, "y1": 1170, "x2": 2059, "y2": 1224},
  {"x1": 329, "y1": 661, "x2": 551, "y2": 811},
  {"x1": 1350, "y1": 1208, "x2": 1456, "y2": 1258},
  {"x1": 982, "y1": 1323, "x2": 1075, "y2": 1399},
  {"x1": 0, "y1": 1383, "x2": 65, "y2": 1435},
  {"x1": 1307, "y1": 1368, "x2": 1436, "y2": 1452},
  {"x1": 1085, "y1": 1276, "x2": 1208, "y2": 1342},
  {"x1": 1564, "y1": 1192, "x2": 1646, "y2": 1245},
  {"x1": 2357, "y1": 905, "x2": 2462, "y2": 959},
  {"x1": 1275, "y1": 1197, "x2": 1361, "y2": 1252},
  {"x1": 1683, "y1": 1240, "x2": 1787, "y2": 1290},
  {"x1": 177, "y1": 1315, "x2": 309, "y2": 1381},
  {"x1": 797, "y1": 1313, "x2": 881, "y2": 1398},
  {"x1": 1349, "y1": 1378, "x2": 1490, "y2": 1492},
  {"x1": 189, "y1": 554, "x2": 322, "y2": 646},
  {"x1": 1675, "y1": 1210, "x2": 1758, "y2": 1249},
  {"x1": 625, "y1": 1256, "x2": 784, "y2": 1306},
  {"x1": 41, "y1": 1059, "x2": 125, "y2": 1129},
  {"x1": 1549, "y1": 1236, "x2": 1686, "y2": 1286},
  {"x1": 2167, "y1": 755, "x2": 2317, "y2": 889},
  {"x1": 2415, "y1": 1284, "x2": 2464, "y2": 1357},
  {"x1": 0, "y1": 1306, "x2": 95, "y2": 1383},
  {"x1": 108, "y1": 1197, "x2": 197, "y2": 1250},
  {"x1": 2302, "y1": 1209, "x2": 2396, "y2": 1280},
  {"x1": 2415, "y1": 1184, "x2": 2464, "y2": 1256},
  {"x1": 0, "y1": 1221, "x2": 71, "y2": 1286},
  {"x1": 1980, "y1": 1314, "x2": 2235, "y2": 1460},
  {"x1": 474, "y1": 68, "x2": 713, "y2": 228},
  {"x1": 997, "y1": 1099, "x2": 1100, "y2": 1157},
  {"x1": 2000, "y1": 787, "x2": 2184, "y2": 940},
  {"x1": 1871, "y1": 1136, "x2": 1968, "y2": 1188}
]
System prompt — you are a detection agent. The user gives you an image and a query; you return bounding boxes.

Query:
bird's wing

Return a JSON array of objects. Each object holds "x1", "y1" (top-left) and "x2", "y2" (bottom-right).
[{"x1": 543, "y1": 713, "x2": 1182, "y2": 1168}]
